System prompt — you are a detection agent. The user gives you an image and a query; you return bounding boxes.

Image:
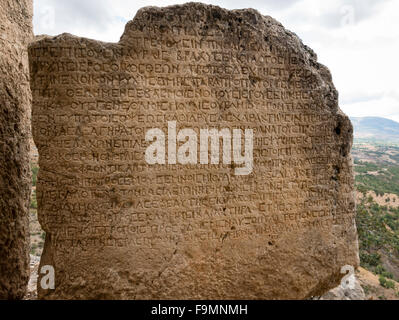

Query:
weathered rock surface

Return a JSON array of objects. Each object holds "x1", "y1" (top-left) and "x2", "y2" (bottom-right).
[
  {"x1": 29, "y1": 3, "x2": 359, "y2": 299},
  {"x1": 319, "y1": 274, "x2": 365, "y2": 300},
  {"x1": 0, "y1": 0, "x2": 32, "y2": 299}
]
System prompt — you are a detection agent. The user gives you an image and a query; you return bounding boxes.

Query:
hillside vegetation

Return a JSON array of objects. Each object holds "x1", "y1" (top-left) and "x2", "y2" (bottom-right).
[{"x1": 353, "y1": 141, "x2": 399, "y2": 299}]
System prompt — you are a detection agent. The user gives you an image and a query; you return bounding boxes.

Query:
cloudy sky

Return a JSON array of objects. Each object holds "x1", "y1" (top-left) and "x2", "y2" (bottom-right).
[{"x1": 33, "y1": 0, "x2": 399, "y2": 122}]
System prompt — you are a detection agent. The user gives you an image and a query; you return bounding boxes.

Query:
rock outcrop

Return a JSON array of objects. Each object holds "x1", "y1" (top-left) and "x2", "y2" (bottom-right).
[{"x1": 29, "y1": 3, "x2": 359, "y2": 299}]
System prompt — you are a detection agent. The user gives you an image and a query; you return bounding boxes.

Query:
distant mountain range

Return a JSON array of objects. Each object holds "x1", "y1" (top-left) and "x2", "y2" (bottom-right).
[{"x1": 350, "y1": 117, "x2": 399, "y2": 143}]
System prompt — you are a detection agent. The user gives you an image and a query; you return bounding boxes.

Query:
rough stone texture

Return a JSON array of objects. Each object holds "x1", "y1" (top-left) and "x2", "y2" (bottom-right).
[
  {"x1": 24, "y1": 254, "x2": 40, "y2": 300},
  {"x1": 0, "y1": 0, "x2": 32, "y2": 299},
  {"x1": 319, "y1": 275, "x2": 365, "y2": 300},
  {"x1": 29, "y1": 3, "x2": 359, "y2": 299}
]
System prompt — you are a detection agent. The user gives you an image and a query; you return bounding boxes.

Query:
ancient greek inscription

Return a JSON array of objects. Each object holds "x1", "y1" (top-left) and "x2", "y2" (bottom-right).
[{"x1": 29, "y1": 4, "x2": 358, "y2": 299}]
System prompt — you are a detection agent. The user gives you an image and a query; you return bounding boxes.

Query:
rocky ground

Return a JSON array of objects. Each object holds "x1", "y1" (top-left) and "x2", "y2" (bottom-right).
[
  {"x1": 24, "y1": 141, "x2": 41, "y2": 300},
  {"x1": 357, "y1": 267, "x2": 399, "y2": 300},
  {"x1": 25, "y1": 141, "x2": 399, "y2": 300},
  {"x1": 25, "y1": 256, "x2": 396, "y2": 300},
  {"x1": 24, "y1": 255, "x2": 39, "y2": 300}
]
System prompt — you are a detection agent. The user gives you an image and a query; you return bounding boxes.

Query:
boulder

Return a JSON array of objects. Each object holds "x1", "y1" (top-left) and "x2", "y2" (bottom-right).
[{"x1": 29, "y1": 3, "x2": 359, "y2": 299}]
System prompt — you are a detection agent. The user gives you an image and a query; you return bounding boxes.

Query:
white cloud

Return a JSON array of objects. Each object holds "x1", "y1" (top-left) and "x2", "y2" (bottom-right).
[
  {"x1": 33, "y1": 0, "x2": 399, "y2": 122},
  {"x1": 344, "y1": 94, "x2": 399, "y2": 122}
]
